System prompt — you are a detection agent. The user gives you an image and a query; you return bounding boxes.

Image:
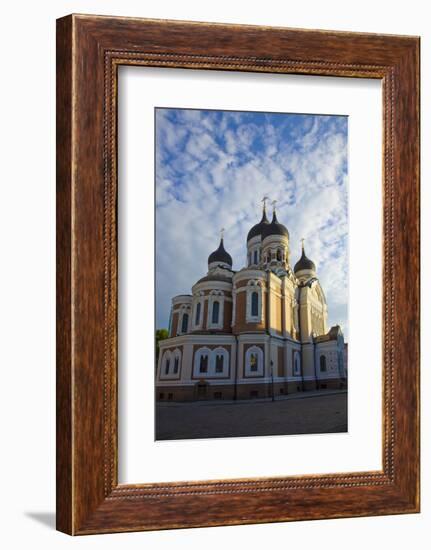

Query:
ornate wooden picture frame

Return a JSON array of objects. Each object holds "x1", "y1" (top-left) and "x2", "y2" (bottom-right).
[{"x1": 56, "y1": 14, "x2": 420, "y2": 534}]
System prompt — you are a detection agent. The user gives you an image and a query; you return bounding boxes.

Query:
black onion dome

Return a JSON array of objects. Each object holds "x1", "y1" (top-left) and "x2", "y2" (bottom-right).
[
  {"x1": 294, "y1": 246, "x2": 316, "y2": 273},
  {"x1": 262, "y1": 211, "x2": 289, "y2": 240},
  {"x1": 247, "y1": 209, "x2": 270, "y2": 242},
  {"x1": 208, "y1": 238, "x2": 232, "y2": 267}
]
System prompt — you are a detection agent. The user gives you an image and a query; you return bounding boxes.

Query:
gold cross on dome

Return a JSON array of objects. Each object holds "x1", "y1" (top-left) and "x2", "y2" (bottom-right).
[
  {"x1": 301, "y1": 237, "x2": 305, "y2": 250},
  {"x1": 261, "y1": 196, "x2": 269, "y2": 209},
  {"x1": 220, "y1": 227, "x2": 225, "y2": 240}
]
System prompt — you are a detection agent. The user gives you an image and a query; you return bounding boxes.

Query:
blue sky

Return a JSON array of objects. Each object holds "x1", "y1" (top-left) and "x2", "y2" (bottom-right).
[{"x1": 155, "y1": 108, "x2": 348, "y2": 339}]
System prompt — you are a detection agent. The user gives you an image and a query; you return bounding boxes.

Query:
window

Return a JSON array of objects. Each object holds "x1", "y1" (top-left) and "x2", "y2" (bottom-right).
[
  {"x1": 214, "y1": 392, "x2": 222, "y2": 399},
  {"x1": 212, "y1": 300, "x2": 220, "y2": 324},
  {"x1": 164, "y1": 358, "x2": 170, "y2": 375},
  {"x1": 251, "y1": 291, "x2": 259, "y2": 317},
  {"x1": 173, "y1": 356, "x2": 179, "y2": 374},
  {"x1": 245, "y1": 345, "x2": 264, "y2": 377},
  {"x1": 320, "y1": 355, "x2": 327, "y2": 372},
  {"x1": 277, "y1": 249, "x2": 282, "y2": 261},
  {"x1": 215, "y1": 354, "x2": 224, "y2": 373},
  {"x1": 199, "y1": 354, "x2": 208, "y2": 373},
  {"x1": 181, "y1": 313, "x2": 189, "y2": 333},
  {"x1": 294, "y1": 353, "x2": 301, "y2": 375},
  {"x1": 195, "y1": 302, "x2": 201, "y2": 325},
  {"x1": 246, "y1": 281, "x2": 262, "y2": 322},
  {"x1": 168, "y1": 310, "x2": 172, "y2": 336},
  {"x1": 250, "y1": 353, "x2": 258, "y2": 372},
  {"x1": 194, "y1": 347, "x2": 214, "y2": 377},
  {"x1": 253, "y1": 250, "x2": 258, "y2": 264}
]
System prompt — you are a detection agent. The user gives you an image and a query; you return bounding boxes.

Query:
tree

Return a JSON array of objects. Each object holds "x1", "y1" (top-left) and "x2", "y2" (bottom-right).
[{"x1": 155, "y1": 328, "x2": 169, "y2": 368}]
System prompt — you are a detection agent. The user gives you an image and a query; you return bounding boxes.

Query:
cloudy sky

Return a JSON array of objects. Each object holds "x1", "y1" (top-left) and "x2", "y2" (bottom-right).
[{"x1": 155, "y1": 108, "x2": 348, "y2": 339}]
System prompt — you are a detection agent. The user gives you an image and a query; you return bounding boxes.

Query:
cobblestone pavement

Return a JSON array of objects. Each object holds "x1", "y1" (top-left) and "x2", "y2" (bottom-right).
[{"x1": 155, "y1": 390, "x2": 347, "y2": 440}]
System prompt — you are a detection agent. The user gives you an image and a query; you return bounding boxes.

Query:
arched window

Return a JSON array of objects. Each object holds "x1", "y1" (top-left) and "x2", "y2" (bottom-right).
[
  {"x1": 320, "y1": 355, "x2": 327, "y2": 372},
  {"x1": 277, "y1": 249, "x2": 282, "y2": 261},
  {"x1": 199, "y1": 354, "x2": 208, "y2": 373},
  {"x1": 212, "y1": 300, "x2": 220, "y2": 324},
  {"x1": 207, "y1": 291, "x2": 224, "y2": 329},
  {"x1": 211, "y1": 347, "x2": 229, "y2": 376},
  {"x1": 246, "y1": 281, "x2": 262, "y2": 323},
  {"x1": 195, "y1": 302, "x2": 201, "y2": 325},
  {"x1": 293, "y1": 352, "x2": 301, "y2": 375},
  {"x1": 215, "y1": 354, "x2": 224, "y2": 373},
  {"x1": 245, "y1": 346, "x2": 264, "y2": 377},
  {"x1": 161, "y1": 350, "x2": 180, "y2": 379},
  {"x1": 251, "y1": 291, "x2": 259, "y2": 317},
  {"x1": 168, "y1": 309, "x2": 173, "y2": 336},
  {"x1": 253, "y1": 250, "x2": 258, "y2": 264},
  {"x1": 193, "y1": 347, "x2": 212, "y2": 377},
  {"x1": 181, "y1": 313, "x2": 189, "y2": 333},
  {"x1": 173, "y1": 356, "x2": 179, "y2": 374}
]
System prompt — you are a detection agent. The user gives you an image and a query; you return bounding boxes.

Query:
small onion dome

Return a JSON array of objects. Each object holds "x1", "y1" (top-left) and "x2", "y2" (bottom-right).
[
  {"x1": 208, "y1": 238, "x2": 232, "y2": 267},
  {"x1": 262, "y1": 211, "x2": 289, "y2": 240},
  {"x1": 294, "y1": 243, "x2": 316, "y2": 273},
  {"x1": 247, "y1": 208, "x2": 270, "y2": 242}
]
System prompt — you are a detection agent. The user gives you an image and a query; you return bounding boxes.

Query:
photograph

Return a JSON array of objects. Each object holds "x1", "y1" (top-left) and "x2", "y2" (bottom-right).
[
  {"x1": 155, "y1": 107, "x2": 349, "y2": 440},
  {"x1": 0, "y1": 1, "x2": 422, "y2": 545}
]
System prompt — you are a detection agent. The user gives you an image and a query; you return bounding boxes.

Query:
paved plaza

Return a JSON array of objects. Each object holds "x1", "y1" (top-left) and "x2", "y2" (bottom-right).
[{"x1": 155, "y1": 390, "x2": 348, "y2": 440}]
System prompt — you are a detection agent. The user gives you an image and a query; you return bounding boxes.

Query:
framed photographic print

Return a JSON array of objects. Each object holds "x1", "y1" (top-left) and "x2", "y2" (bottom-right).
[{"x1": 56, "y1": 14, "x2": 420, "y2": 534}]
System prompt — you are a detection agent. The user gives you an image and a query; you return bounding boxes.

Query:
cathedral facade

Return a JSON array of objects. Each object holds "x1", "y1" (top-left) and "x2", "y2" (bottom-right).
[{"x1": 156, "y1": 203, "x2": 347, "y2": 402}]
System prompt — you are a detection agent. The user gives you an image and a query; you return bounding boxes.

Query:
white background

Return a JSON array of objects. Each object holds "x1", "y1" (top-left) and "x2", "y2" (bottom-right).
[
  {"x1": 119, "y1": 67, "x2": 382, "y2": 483},
  {"x1": 0, "y1": 1, "x2": 428, "y2": 549}
]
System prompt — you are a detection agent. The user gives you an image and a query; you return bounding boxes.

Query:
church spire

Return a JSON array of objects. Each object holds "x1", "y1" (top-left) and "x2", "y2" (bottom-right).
[
  {"x1": 246, "y1": 197, "x2": 271, "y2": 242},
  {"x1": 208, "y1": 229, "x2": 232, "y2": 268},
  {"x1": 261, "y1": 196, "x2": 269, "y2": 221},
  {"x1": 294, "y1": 238, "x2": 316, "y2": 273},
  {"x1": 271, "y1": 199, "x2": 278, "y2": 223}
]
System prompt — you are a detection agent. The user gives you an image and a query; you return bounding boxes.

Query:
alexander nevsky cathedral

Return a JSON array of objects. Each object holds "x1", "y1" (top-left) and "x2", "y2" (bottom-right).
[{"x1": 157, "y1": 199, "x2": 347, "y2": 401}]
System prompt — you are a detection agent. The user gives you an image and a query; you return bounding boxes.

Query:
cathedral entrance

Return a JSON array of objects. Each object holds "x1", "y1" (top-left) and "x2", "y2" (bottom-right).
[{"x1": 195, "y1": 380, "x2": 209, "y2": 400}]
